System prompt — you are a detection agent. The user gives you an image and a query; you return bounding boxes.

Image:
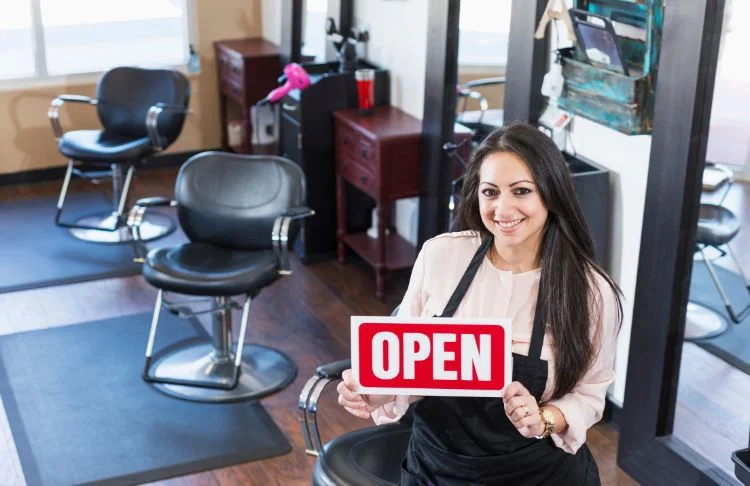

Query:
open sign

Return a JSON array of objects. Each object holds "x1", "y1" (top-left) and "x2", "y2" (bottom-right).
[{"x1": 351, "y1": 317, "x2": 512, "y2": 397}]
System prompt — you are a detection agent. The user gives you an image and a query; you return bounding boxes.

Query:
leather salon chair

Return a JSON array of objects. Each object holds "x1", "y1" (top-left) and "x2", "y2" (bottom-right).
[
  {"x1": 299, "y1": 306, "x2": 410, "y2": 486},
  {"x1": 299, "y1": 359, "x2": 411, "y2": 486},
  {"x1": 685, "y1": 163, "x2": 750, "y2": 340},
  {"x1": 129, "y1": 151, "x2": 314, "y2": 402},
  {"x1": 455, "y1": 76, "x2": 506, "y2": 145},
  {"x1": 49, "y1": 66, "x2": 190, "y2": 243}
]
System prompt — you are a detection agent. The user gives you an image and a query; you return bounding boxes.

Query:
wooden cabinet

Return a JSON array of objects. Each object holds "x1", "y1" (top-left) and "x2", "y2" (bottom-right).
[
  {"x1": 334, "y1": 106, "x2": 423, "y2": 299},
  {"x1": 213, "y1": 38, "x2": 281, "y2": 154}
]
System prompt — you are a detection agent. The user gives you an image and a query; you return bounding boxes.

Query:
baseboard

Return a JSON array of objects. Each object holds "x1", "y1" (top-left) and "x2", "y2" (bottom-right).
[
  {"x1": 603, "y1": 397, "x2": 622, "y2": 430},
  {"x1": 0, "y1": 149, "x2": 220, "y2": 187}
]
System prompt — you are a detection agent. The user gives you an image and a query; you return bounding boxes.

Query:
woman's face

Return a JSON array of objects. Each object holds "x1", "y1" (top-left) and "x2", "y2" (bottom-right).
[{"x1": 477, "y1": 151, "x2": 548, "y2": 253}]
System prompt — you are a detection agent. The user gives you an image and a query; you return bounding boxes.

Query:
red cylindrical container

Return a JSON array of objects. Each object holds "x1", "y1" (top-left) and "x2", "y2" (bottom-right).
[{"x1": 355, "y1": 69, "x2": 375, "y2": 115}]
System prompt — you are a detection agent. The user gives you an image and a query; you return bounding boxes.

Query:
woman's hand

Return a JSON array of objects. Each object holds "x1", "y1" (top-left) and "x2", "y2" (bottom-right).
[
  {"x1": 337, "y1": 369, "x2": 395, "y2": 419},
  {"x1": 503, "y1": 381, "x2": 545, "y2": 438}
]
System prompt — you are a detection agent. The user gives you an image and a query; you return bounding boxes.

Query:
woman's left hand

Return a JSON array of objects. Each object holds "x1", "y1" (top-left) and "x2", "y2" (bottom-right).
[{"x1": 502, "y1": 381, "x2": 545, "y2": 438}]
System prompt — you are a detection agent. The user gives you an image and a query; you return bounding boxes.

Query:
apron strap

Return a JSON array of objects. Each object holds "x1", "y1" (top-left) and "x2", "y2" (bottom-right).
[
  {"x1": 439, "y1": 236, "x2": 493, "y2": 318},
  {"x1": 439, "y1": 234, "x2": 546, "y2": 360},
  {"x1": 528, "y1": 278, "x2": 545, "y2": 360}
]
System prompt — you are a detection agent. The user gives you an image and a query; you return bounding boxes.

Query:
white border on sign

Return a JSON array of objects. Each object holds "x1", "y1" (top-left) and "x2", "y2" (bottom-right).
[{"x1": 351, "y1": 316, "x2": 513, "y2": 398}]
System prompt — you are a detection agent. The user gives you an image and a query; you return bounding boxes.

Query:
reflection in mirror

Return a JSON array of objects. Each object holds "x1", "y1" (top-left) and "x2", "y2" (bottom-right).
[
  {"x1": 677, "y1": 0, "x2": 750, "y2": 480},
  {"x1": 302, "y1": 0, "x2": 329, "y2": 62},
  {"x1": 455, "y1": 0, "x2": 511, "y2": 147},
  {"x1": 445, "y1": 0, "x2": 512, "y2": 228}
]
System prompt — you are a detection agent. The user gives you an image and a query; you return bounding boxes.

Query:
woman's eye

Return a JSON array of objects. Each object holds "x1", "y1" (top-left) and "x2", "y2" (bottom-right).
[
  {"x1": 481, "y1": 188, "x2": 497, "y2": 197},
  {"x1": 514, "y1": 188, "x2": 531, "y2": 196}
]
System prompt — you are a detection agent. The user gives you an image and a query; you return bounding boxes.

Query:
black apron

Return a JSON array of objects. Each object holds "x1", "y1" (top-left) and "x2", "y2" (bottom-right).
[{"x1": 400, "y1": 236, "x2": 600, "y2": 486}]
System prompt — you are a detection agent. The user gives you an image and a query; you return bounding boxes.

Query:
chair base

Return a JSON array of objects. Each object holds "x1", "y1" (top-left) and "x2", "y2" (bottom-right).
[
  {"x1": 70, "y1": 211, "x2": 175, "y2": 244},
  {"x1": 149, "y1": 342, "x2": 296, "y2": 403},
  {"x1": 685, "y1": 302, "x2": 729, "y2": 341}
]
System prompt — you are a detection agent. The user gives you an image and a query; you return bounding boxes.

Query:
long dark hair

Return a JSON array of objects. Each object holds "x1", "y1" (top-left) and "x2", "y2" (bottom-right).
[{"x1": 454, "y1": 123, "x2": 623, "y2": 399}]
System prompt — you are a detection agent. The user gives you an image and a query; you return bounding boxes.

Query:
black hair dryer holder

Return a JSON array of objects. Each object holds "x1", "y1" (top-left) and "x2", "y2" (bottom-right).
[{"x1": 325, "y1": 17, "x2": 369, "y2": 73}]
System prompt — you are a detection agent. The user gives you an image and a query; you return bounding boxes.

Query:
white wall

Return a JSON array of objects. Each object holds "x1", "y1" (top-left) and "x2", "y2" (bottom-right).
[
  {"x1": 352, "y1": 0, "x2": 428, "y2": 119},
  {"x1": 565, "y1": 120, "x2": 650, "y2": 406}
]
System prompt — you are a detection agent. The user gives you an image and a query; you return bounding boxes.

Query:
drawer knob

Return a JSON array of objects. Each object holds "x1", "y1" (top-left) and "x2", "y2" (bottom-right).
[
  {"x1": 360, "y1": 175, "x2": 368, "y2": 184},
  {"x1": 360, "y1": 148, "x2": 368, "y2": 158},
  {"x1": 283, "y1": 103, "x2": 298, "y2": 112}
]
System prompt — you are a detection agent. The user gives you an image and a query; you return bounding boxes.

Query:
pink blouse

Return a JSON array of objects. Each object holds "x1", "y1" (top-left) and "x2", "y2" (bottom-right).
[{"x1": 370, "y1": 231, "x2": 619, "y2": 454}]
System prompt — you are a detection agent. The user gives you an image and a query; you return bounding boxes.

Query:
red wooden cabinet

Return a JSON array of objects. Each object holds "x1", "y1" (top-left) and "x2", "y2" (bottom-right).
[
  {"x1": 333, "y1": 106, "x2": 423, "y2": 299},
  {"x1": 213, "y1": 38, "x2": 281, "y2": 154}
]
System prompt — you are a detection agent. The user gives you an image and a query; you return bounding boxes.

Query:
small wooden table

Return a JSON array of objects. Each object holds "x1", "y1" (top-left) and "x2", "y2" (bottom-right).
[{"x1": 333, "y1": 106, "x2": 423, "y2": 299}]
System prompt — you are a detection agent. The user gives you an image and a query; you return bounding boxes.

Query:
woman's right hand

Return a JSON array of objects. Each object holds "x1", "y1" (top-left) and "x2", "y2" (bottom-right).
[{"x1": 337, "y1": 369, "x2": 395, "y2": 419}]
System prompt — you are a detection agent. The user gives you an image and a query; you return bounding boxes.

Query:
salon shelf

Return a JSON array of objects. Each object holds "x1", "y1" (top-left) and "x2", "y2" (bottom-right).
[{"x1": 341, "y1": 232, "x2": 417, "y2": 270}]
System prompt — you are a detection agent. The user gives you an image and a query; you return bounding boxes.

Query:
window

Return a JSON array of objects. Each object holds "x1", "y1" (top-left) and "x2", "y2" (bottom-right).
[
  {"x1": 458, "y1": 0, "x2": 512, "y2": 67},
  {"x1": 0, "y1": 0, "x2": 191, "y2": 82}
]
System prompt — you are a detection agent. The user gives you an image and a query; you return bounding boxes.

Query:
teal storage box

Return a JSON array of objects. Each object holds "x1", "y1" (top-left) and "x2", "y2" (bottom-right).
[{"x1": 557, "y1": 0, "x2": 664, "y2": 135}]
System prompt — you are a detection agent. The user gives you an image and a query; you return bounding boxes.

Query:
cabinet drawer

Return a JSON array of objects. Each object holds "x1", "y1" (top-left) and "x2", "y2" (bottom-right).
[
  {"x1": 220, "y1": 77, "x2": 244, "y2": 101},
  {"x1": 336, "y1": 124, "x2": 376, "y2": 168},
  {"x1": 339, "y1": 156, "x2": 378, "y2": 198},
  {"x1": 217, "y1": 50, "x2": 244, "y2": 81}
]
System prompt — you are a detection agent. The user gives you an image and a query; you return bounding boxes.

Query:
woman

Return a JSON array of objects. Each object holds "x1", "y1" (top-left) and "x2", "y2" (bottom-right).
[{"x1": 337, "y1": 123, "x2": 623, "y2": 485}]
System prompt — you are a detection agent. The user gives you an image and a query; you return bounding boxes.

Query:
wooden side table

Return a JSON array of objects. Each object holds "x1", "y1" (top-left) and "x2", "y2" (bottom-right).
[
  {"x1": 333, "y1": 106, "x2": 423, "y2": 299},
  {"x1": 213, "y1": 38, "x2": 281, "y2": 154}
]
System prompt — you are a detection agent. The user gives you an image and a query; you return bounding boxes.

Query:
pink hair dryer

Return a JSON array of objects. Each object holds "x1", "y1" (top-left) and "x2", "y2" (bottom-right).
[{"x1": 257, "y1": 63, "x2": 311, "y2": 105}]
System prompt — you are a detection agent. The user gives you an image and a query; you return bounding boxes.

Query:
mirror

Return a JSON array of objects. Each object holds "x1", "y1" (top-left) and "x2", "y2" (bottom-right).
[
  {"x1": 677, "y1": 0, "x2": 750, "y2": 478},
  {"x1": 301, "y1": 0, "x2": 330, "y2": 62},
  {"x1": 445, "y1": 0, "x2": 512, "y2": 228},
  {"x1": 455, "y1": 0, "x2": 511, "y2": 146}
]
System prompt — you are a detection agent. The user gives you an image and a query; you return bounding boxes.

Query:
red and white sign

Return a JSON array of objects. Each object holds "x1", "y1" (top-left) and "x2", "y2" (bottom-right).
[{"x1": 351, "y1": 316, "x2": 512, "y2": 397}]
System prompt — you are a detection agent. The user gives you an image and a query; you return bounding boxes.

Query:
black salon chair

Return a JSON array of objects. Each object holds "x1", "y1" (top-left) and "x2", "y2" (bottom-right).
[
  {"x1": 299, "y1": 305, "x2": 411, "y2": 486},
  {"x1": 455, "y1": 76, "x2": 505, "y2": 144},
  {"x1": 685, "y1": 163, "x2": 749, "y2": 340},
  {"x1": 129, "y1": 151, "x2": 315, "y2": 402},
  {"x1": 299, "y1": 359, "x2": 411, "y2": 486},
  {"x1": 49, "y1": 66, "x2": 190, "y2": 243},
  {"x1": 685, "y1": 203, "x2": 750, "y2": 340}
]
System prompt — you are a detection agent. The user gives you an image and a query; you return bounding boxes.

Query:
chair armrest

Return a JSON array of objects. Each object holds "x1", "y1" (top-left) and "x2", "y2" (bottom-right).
[
  {"x1": 127, "y1": 198, "x2": 177, "y2": 262},
  {"x1": 272, "y1": 206, "x2": 316, "y2": 274},
  {"x1": 133, "y1": 196, "x2": 177, "y2": 208},
  {"x1": 704, "y1": 162, "x2": 735, "y2": 205},
  {"x1": 145, "y1": 103, "x2": 192, "y2": 151},
  {"x1": 315, "y1": 359, "x2": 352, "y2": 379},
  {"x1": 298, "y1": 358, "x2": 351, "y2": 456},
  {"x1": 282, "y1": 206, "x2": 316, "y2": 219},
  {"x1": 48, "y1": 95, "x2": 98, "y2": 140},
  {"x1": 464, "y1": 76, "x2": 506, "y2": 89}
]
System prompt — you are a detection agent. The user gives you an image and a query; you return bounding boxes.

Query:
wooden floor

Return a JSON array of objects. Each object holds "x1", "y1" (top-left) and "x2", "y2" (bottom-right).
[{"x1": 5, "y1": 167, "x2": 745, "y2": 485}]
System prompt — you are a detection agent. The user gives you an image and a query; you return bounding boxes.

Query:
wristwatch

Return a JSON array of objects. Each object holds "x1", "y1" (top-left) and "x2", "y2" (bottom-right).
[{"x1": 534, "y1": 407, "x2": 555, "y2": 439}]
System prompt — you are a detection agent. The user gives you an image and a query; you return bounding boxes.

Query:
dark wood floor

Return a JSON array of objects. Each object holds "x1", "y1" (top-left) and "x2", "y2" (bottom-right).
[{"x1": 16, "y1": 165, "x2": 750, "y2": 485}]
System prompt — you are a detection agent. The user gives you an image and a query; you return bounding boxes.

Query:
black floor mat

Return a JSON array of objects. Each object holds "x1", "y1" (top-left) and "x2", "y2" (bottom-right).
[
  {"x1": 690, "y1": 262, "x2": 750, "y2": 374},
  {"x1": 0, "y1": 312, "x2": 291, "y2": 485},
  {"x1": 0, "y1": 192, "x2": 184, "y2": 293}
]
